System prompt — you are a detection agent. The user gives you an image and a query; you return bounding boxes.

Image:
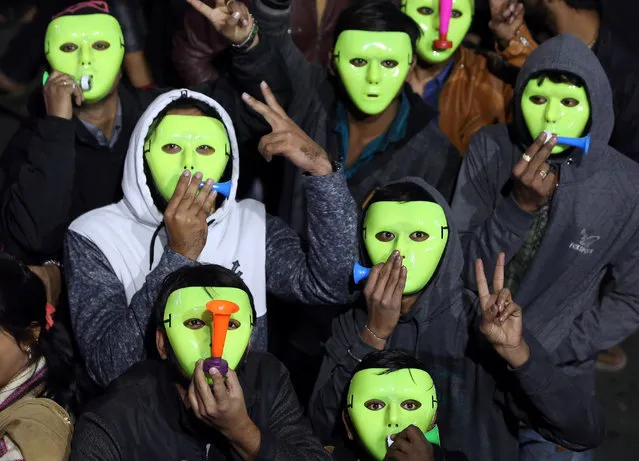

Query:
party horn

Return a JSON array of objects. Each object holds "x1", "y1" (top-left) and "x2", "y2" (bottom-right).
[
  {"x1": 42, "y1": 71, "x2": 92, "y2": 91},
  {"x1": 199, "y1": 180, "x2": 232, "y2": 197},
  {"x1": 425, "y1": 425, "x2": 441, "y2": 446},
  {"x1": 353, "y1": 262, "x2": 371, "y2": 284},
  {"x1": 433, "y1": 0, "x2": 453, "y2": 50},
  {"x1": 202, "y1": 300, "x2": 239, "y2": 376},
  {"x1": 556, "y1": 134, "x2": 591, "y2": 155}
]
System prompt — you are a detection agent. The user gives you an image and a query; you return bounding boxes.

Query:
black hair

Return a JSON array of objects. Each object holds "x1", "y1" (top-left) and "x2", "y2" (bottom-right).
[
  {"x1": 155, "y1": 264, "x2": 257, "y2": 328},
  {"x1": 532, "y1": 70, "x2": 586, "y2": 88},
  {"x1": 353, "y1": 350, "x2": 429, "y2": 376},
  {"x1": 333, "y1": 0, "x2": 421, "y2": 53},
  {"x1": 365, "y1": 182, "x2": 437, "y2": 210},
  {"x1": 0, "y1": 255, "x2": 79, "y2": 412},
  {"x1": 564, "y1": 0, "x2": 601, "y2": 12},
  {"x1": 142, "y1": 97, "x2": 233, "y2": 213},
  {"x1": 153, "y1": 264, "x2": 256, "y2": 384}
]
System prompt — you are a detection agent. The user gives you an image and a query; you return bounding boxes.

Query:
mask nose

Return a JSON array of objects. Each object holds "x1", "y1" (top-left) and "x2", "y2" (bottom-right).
[
  {"x1": 545, "y1": 98, "x2": 562, "y2": 124},
  {"x1": 182, "y1": 148, "x2": 195, "y2": 171},
  {"x1": 80, "y1": 44, "x2": 92, "y2": 67},
  {"x1": 386, "y1": 403, "x2": 399, "y2": 428},
  {"x1": 367, "y1": 59, "x2": 382, "y2": 84}
]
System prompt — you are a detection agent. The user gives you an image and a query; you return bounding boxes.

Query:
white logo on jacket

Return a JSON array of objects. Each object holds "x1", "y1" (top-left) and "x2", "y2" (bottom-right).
[{"x1": 569, "y1": 229, "x2": 600, "y2": 255}]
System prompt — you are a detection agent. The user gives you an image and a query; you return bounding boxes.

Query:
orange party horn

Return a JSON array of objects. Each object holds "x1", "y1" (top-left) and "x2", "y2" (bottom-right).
[{"x1": 202, "y1": 300, "x2": 239, "y2": 376}]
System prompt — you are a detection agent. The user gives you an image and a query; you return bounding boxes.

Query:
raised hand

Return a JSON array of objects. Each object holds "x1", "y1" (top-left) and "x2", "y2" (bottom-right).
[
  {"x1": 242, "y1": 82, "x2": 334, "y2": 176},
  {"x1": 512, "y1": 132, "x2": 558, "y2": 212},
  {"x1": 164, "y1": 171, "x2": 218, "y2": 261},
  {"x1": 43, "y1": 70, "x2": 84, "y2": 119},
  {"x1": 475, "y1": 253, "x2": 529, "y2": 368},
  {"x1": 385, "y1": 425, "x2": 434, "y2": 461},
  {"x1": 361, "y1": 251, "x2": 407, "y2": 350},
  {"x1": 186, "y1": 0, "x2": 255, "y2": 46},
  {"x1": 488, "y1": 0, "x2": 525, "y2": 45}
]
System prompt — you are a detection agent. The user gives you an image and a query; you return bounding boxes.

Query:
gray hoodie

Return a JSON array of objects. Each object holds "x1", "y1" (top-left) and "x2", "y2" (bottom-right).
[
  {"x1": 310, "y1": 178, "x2": 604, "y2": 461},
  {"x1": 451, "y1": 34, "x2": 639, "y2": 367}
]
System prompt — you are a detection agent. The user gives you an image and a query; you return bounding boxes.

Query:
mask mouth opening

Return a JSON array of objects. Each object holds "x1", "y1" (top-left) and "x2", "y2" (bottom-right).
[{"x1": 367, "y1": 93, "x2": 379, "y2": 98}]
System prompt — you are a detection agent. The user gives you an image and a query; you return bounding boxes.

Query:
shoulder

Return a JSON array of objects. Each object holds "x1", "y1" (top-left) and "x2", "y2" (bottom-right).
[{"x1": 68, "y1": 202, "x2": 128, "y2": 235}]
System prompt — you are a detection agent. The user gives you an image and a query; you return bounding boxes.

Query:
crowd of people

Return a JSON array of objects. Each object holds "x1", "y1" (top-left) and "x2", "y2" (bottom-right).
[{"x1": 0, "y1": 0, "x2": 637, "y2": 460}]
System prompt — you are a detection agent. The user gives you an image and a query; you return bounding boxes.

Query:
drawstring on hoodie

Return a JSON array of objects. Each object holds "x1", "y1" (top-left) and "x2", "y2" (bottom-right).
[{"x1": 148, "y1": 221, "x2": 166, "y2": 270}]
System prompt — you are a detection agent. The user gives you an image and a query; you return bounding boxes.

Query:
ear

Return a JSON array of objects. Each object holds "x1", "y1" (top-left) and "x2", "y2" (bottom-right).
[
  {"x1": 342, "y1": 410, "x2": 355, "y2": 441},
  {"x1": 156, "y1": 329, "x2": 168, "y2": 359},
  {"x1": 427, "y1": 411, "x2": 437, "y2": 431},
  {"x1": 409, "y1": 55, "x2": 417, "y2": 74}
]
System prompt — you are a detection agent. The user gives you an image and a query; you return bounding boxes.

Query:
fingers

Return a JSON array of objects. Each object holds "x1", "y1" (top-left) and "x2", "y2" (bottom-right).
[
  {"x1": 383, "y1": 252, "x2": 403, "y2": 302},
  {"x1": 209, "y1": 367, "x2": 228, "y2": 401},
  {"x1": 493, "y1": 252, "x2": 505, "y2": 292},
  {"x1": 526, "y1": 134, "x2": 557, "y2": 177},
  {"x1": 391, "y1": 265, "x2": 407, "y2": 300},
  {"x1": 475, "y1": 258, "x2": 490, "y2": 307},
  {"x1": 363, "y1": 262, "x2": 383, "y2": 298},
  {"x1": 178, "y1": 172, "x2": 202, "y2": 209},
  {"x1": 242, "y1": 92, "x2": 280, "y2": 128},
  {"x1": 513, "y1": 133, "x2": 548, "y2": 177},
  {"x1": 259, "y1": 82, "x2": 288, "y2": 119},
  {"x1": 495, "y1": 288, "x2": 512, "y2": 314},
  {"x1": 202, "y1": 190, "x2": 218, "y2": 216},
  {"x1": 403, "y1": 425, "x2": 424, "y2": 444},
  {"x1": 227, "y1": 0, "x2": 251, "y2": 28},
  {"x1": 191, "y1": 177, "x2": 214, "y2": 213},
  {"x1": 258, "y1": 132, "x2": 288, "y2": 162},
  {"x1": 498, "y1": 301, "x2": 521, "y2": 323},
  {"x1": 372, "y1": 251, "x2": 401, "y2": 303},
  {"x1": 187, "y1": 377, "x2": 201, "y2": 415},
  {"x1": 194, "y1": 360, "x2": 216, "y2": 414},
  {"x1": 187, "y1": 0, "x2": 228, "y2": 24},
  {"x1": 225, "y1": 369, "x2": 242, "y2": 397},
  {"x1": 165, "y1": 170, "x2": 192, "y2": 214}
]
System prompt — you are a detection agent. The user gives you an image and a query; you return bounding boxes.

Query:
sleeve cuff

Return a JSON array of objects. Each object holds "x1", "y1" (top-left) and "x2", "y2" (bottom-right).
[
  {"x1": 158, "y1": 247, "x2": 198, "y2": 271},
  {"x1": 498, "y1": 23, "x2": 537, "y2": 68},
  {"x1": 494, "y1": 194, "x2": 537, "y2": 237},
  {"x1": 510, "y1": 332, "x2": 554, "y2": 395},
  {"x1": 254, "y1": 427, "x2": 278, "y2": 461}
]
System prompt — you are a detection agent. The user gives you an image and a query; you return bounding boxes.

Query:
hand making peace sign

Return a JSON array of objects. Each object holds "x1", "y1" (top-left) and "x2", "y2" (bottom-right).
[
  {"x1": 186, "y1": 0, "x2": 255, "y2": 46},
  {"x1": 242, "y1": 82, "x2": 335, "y2": 176}
]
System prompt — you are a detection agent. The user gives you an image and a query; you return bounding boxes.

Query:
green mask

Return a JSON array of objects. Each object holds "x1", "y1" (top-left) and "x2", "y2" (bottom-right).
[
  {"x1": 363, "y1": 201, "x2": 448, "y2": 294},
  {"x1": 347, "y1": 368, "x2": 438, "y2": 461},
  {"x1": 401, "y1": 0, "x2": 474, "y2": 64},
  {"x1": 44, "y1": 14, "x2": 124, "y2": 102},
  {"x1": 521, "y1": 78, "x2": 591, "y2": 154},
  {"x1": 145, "y1": 115, "x2": 231, "y2": 202},
  {"x1": 163, "y1": 286, "x2": 254, "y2": 380},
  {"x1": 333, "y1": 30, "x2": 412, "y2": 115}
]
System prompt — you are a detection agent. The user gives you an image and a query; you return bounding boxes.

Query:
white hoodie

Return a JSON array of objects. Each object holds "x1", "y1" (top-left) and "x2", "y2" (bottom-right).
[{"x1": 69, "y1": 89, "x2": 267, "y2": 318}]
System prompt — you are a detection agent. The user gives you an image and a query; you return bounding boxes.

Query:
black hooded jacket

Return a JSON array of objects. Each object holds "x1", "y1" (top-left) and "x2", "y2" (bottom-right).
[{"x1": 309, "y1": 178, "x2": 605, "y2": 461}]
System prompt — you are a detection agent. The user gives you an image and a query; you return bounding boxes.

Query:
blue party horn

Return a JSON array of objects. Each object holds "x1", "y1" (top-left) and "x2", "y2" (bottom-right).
[
  {"x1": 198, "y1": 180, "x2": 232, "y2": 197},
  {"x1": 556, "y1": 134, "x2": 591, "y2": 154},
  {"x1": 353, "y1": 262, "x2": 371, "y2": 284}
]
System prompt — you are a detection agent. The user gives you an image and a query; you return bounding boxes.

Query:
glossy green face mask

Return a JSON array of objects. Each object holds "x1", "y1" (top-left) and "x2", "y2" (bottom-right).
[
  {"x1": 347, "y1": 368, "x2": 438, "y2": 461},
  {"x1": 401, "y1": 0, "x2": 473, "y2": 63},
  {"x1": 163, "y1": 286, "x2": 254, "y2": 380},
  {"x1": 363, "y1": 201, "x2": 448, "y2": 294},
  {"x1": 521, "y1": 78, "x2": 591, "y2": 154},
  {"x1": 45, "y1": 14, "x2": 124, "y2": 102},
  {"x1": 145, "y1": 115, "x2": 231, "y2": 202},
  {"x1": 333, "y1": 30, "x2": 412, "y2": 115}
]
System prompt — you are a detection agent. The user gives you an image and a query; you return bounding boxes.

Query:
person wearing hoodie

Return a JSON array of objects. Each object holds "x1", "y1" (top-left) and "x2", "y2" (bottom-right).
[
  {"x1": 0, "y1": 0, "x2": 287, "y2": 266},
  {"x1": 402, "y1": 0, "x2": 514, "y2": 154},
  {"x1": 252, "y1": 0, "x2": 461, "y2": 233},
  {"x1": 450, "y1": 34, "x2": 639, "y2": 459},
  {"x1": 64, "y1": 86, "x2": 358, "y2": 388},
  {"x1": 70, "y1": 264, "x2": 331, "y2": 461},
  {"x1": 309, "y1": 178, "x2": 604, "y2": 461}
]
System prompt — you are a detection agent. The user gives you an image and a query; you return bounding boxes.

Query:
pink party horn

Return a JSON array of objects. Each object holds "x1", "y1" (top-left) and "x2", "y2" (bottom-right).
[{"x1": 433, "y1": 0, "x2": 453, "y2": 50}]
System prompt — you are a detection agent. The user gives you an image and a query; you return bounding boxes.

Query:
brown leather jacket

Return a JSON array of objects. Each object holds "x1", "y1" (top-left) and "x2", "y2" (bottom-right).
[
  {"x1": 173, "y1": 0, "x2": 352, "y2": 85},
  {"x1": 438, "y1": 47, "x2": 514, "y2": 154}
]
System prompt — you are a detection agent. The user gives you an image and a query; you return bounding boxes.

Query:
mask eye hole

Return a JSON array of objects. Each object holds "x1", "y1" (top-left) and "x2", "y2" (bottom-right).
[
  {"x1": 381, "y1": 60, "x2": 398, "y2": 69},
  {"x1": 451, "y1": 9, "x2": 463, "y2": 18},
  {"x1": 529, "y1": 95, "x2": 547, "y2": 105},
  {"x1": 228, "y1": 319, "x2": 241, "y2": 330},
  {"x1": 364, "y1": 399, "x2": 386, "y2": 411},
  {"x1": 401, "y1": 399, "x2": 422, "y2": 411},
  {"x1": 92, "y1": 40, "x2": 111, "y2": 51},
  {"x1": 183, "y1": 318, "x2": 206, "y2": 330},
  {"x1": 350, "y1": 58, "x2": 367, "y2": 67},
  {"x1": 162, "y1": 143, "x2": 182, "y2": 154},
  {"x1": 410, "y1": 231, "x2": 429, "y2": 242},
  {"x1": 196, "y1": 145, "x2": 215, "y2": 155},
  {"x1": 417, "y1": 6, "x2": 434, "y2": 15},
  {"x1": 60, "y1": 43, "x2": 78, "y2": 53},
  {"x1": 561, "y1": 98, "x2": 579, "y2": 108},
  {"x1": 375, "y1": 231, "x2": 395, "y2": 242}
]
